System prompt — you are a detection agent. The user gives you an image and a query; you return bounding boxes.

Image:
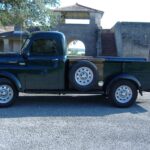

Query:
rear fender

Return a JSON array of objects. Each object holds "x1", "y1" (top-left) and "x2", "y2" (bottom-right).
[{"x1": 105, "y1": 73, "x2": 142, "y2": 95}]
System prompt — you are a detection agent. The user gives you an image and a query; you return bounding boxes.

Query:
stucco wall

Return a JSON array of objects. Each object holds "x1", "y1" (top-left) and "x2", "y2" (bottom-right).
[
  {"x1": 0, "y1": 39, "x2": 23, "y2": 52},
  {"x1": 54, "y1": 24, "x2": 101, "y2": 56},
  {"x1": 113, "y1": 22, "x2": 150, "y2": 59}
]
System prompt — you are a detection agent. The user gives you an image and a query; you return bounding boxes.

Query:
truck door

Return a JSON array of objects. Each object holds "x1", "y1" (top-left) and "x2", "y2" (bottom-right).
[{"x1": 24, "y1": 37, "x2": 64, "y2": 90}]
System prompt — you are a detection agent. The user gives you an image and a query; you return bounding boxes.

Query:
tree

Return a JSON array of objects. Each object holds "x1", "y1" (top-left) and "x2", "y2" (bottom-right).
[{"x1": 0, "y1": 0, "x2": 60, "y2": 30}]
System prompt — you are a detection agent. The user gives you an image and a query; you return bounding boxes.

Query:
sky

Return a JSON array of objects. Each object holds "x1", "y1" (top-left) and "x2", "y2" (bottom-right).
[{"x1": 60, "y1": 0, "x2": 150, "y2": 29}]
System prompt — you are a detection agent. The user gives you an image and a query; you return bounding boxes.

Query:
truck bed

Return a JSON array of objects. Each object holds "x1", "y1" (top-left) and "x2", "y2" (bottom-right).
[{"x1": 68, "y1": 56, "x2": 147, "y2": 62}]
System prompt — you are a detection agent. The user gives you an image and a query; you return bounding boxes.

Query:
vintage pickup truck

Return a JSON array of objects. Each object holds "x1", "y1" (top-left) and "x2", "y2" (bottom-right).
[{"x1": 0, "y1": 31, "x2": 148, "y2": 107}]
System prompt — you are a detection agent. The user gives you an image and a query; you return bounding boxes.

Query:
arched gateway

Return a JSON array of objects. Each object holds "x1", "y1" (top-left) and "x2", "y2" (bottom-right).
[{"x1": 53, "y1": 3, "x2": 104, "y2": 56}]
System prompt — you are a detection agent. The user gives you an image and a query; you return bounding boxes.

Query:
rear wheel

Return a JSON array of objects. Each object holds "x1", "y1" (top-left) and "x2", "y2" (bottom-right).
[
  {"x1": 0, "y1": 79, "x2": 18, "y2": 107},
  {"x1": 109, "y1": 80, "x2": 138, "y2": 107}
]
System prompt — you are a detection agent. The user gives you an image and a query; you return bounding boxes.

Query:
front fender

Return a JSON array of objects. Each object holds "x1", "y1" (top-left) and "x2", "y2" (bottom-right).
[
  {"x1": 105, "y1": 73, "x2": 142, "y2": 95},
  {"x1": 0, "y1": 71, "x2": 22, "y2": 91}
]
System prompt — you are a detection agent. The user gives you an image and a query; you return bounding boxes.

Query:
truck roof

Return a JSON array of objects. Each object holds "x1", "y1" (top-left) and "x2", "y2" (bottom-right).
[{"x1": 30, "y1": 31, "x2": 65, "y2": 39}]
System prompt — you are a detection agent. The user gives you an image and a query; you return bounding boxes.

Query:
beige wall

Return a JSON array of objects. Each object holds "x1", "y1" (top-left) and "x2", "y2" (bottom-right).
[
  {"x1": 0, "y1": 38, "x2": 23, "y2": 52},
  {"x1": 3, "y1": 39, "x2": 10, "y2": 52},
  {"x1": 0, "y1": 26, "x2": 14, "y2": 33},
  {"x1": 13, "y1": 40, "x2": 22, "y2": 51},
  {"x1": 9, "y1": 39, "x2": 22, "y2": 52}
]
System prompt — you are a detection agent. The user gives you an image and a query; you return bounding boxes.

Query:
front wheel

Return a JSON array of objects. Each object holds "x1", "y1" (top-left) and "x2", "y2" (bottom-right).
[
  {"x1": 109, "y1": 80, "x2": 138, "y2": 107},
  {"x1": 0, "y1": 79, "x2": 18, "y2": 107}
]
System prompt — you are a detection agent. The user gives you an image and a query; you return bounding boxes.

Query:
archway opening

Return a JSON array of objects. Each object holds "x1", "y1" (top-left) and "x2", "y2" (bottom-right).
[{"x1": 67, "y1": 40, "x2": 85, "y2": 56}]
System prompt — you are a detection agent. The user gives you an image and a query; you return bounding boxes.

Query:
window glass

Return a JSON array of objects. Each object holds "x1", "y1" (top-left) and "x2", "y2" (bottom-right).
[
  {"x1": 21, "y1": 39, "x2": 30, "y2": 50},
  {"x1": 30, "y1": 39, "x2": 58, "y2": 56}
]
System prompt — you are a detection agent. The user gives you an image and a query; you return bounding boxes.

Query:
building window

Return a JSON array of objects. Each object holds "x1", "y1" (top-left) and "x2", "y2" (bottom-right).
[
  {"x1": 0, "y1": 39, "x2": 4, "y2": 52},
  {"x1": 65, "y1": 19, "x2": 90, "y2": 24}
]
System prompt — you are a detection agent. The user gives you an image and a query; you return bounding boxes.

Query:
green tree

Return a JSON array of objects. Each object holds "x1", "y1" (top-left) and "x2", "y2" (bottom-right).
[{"x1": 0, "y1": 0, "x2": 60, "y2": 30}]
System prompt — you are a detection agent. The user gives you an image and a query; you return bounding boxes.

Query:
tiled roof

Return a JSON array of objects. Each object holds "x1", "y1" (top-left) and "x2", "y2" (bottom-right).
[{"x1": 54, "y1": 3, "x2": 103, "y2": 14}]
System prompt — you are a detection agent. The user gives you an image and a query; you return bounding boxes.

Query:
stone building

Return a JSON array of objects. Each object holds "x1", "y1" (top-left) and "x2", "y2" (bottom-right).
[
  {"x1": 0, "y1": 26, "x2": 28, "y2": 52},
  {"x1": 112, "y1": 22, "x2": 150, "y2": 59},
  {"x1": 53, "y1": 4, "x2": 150, "y2": 59},
  {"x1": 0, "y1": 3, "x2": 150, "y2": 59}
]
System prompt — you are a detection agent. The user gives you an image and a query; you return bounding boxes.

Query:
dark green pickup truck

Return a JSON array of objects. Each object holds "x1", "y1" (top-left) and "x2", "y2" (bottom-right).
[{"x1": 0, "y1": 31, "x2": 148, "y2": 107}]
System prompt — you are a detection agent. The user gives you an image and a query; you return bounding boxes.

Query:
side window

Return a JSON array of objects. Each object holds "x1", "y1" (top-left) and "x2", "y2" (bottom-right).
[{"x1": 30, "y1": 39, "x2": 58, "y2": 56}]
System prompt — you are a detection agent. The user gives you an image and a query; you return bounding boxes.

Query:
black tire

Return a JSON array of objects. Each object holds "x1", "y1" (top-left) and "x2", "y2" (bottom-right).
[
  {"x1": 0, "y1": 78, "x2": 18, "y2": 107},
  {"x1": 109, "y1": 80, "x2": 138, "y2": 107},
  {"x1": 69, "y1": 60, "x2": 99, "y2": 91}
]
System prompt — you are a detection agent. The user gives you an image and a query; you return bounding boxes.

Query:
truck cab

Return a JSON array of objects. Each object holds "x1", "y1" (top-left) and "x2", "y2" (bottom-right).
[{"x1": 21, "y1": 31, "x2": 67, "y2": 90}]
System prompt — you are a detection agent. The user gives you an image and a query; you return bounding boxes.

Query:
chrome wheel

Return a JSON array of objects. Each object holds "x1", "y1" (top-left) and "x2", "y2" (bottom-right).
[
  {"x1": 75, "y1": 67, "x2": 94, "y2": 86},
  {"x1": 0, "y1": 85, "x2": 14, "y2": 104},
  {"x1": 115, "y1": 85, "x2": 133, "y2": 103}
]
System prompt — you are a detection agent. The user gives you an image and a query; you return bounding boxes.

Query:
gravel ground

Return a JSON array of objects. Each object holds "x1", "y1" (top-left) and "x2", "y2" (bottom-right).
[{"x1": 0, "y1": 93, "x2": 150, "y2": 150}]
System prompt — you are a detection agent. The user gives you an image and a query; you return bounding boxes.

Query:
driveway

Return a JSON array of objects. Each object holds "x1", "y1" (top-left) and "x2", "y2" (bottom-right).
[{"x1": 0, "y1": 93, "x2": 150, "y2": 150}]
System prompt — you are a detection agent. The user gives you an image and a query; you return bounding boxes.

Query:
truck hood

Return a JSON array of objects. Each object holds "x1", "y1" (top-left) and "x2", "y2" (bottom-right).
[{"x1": 0, "y1": 53, "x2": 22, "y2": 64}]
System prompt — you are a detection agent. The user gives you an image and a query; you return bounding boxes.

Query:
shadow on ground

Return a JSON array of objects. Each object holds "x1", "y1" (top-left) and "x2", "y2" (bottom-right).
[{"x1": 0, "y1": 94, "x2": 147, "y2": 118}]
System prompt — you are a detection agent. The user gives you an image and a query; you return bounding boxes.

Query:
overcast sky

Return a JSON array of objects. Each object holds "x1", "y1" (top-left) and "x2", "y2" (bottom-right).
[{"x1": 60, "y1": 0, "x2": 150, "y2": 29}]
